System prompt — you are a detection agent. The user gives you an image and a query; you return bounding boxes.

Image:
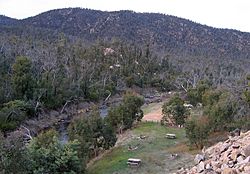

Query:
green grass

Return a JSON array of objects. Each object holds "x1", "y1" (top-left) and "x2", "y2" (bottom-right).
[{"x1": 88, "y1": 122, "x2": 194, "y2": 174}]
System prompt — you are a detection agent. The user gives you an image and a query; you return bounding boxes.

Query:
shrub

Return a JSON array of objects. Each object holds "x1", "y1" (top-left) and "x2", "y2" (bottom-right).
[
  {"x1": 162, "y1": 94, "x2": 189, "y2": 126},
  {"x1": 28, "y1": 130, "x2": 85, "y2": 174},
  {"x1": 185, "y1": 116, "x2": 210, "y2": 149},
  {"x1": 0, "y1": 100, "x2": 34, "y2": 132},
  {"x1": 106, "y1": 92, "x2": 144, "y2": 132},
  {"x1": 187, "y1": 81, "x2": 209, "y2": 106},
  {"x1": 68, "y1": 107, "x2": 117, "y2": 160},
  {"x1": 203, "y1": 91, "x2": 236, "y2": 131}
]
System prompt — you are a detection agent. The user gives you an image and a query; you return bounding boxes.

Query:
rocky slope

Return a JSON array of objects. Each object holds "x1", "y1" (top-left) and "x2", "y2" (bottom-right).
[{"x1": 176, "y1": 131, "x2": 250, "y2": 174}]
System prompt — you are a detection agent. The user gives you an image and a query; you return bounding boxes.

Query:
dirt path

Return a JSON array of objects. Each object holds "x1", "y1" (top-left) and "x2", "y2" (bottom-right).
[
  {"x1": 142, "y1": 106, "x2": 163, "y2": 121},
  {"x1": 142, "y1": 99, "x2": 168, "y2": 122}
]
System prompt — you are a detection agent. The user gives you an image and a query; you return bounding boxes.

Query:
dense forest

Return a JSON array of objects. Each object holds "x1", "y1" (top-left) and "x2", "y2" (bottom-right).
[{"x1": 0, "y1": 8, "x2": 250, "y2": 173}]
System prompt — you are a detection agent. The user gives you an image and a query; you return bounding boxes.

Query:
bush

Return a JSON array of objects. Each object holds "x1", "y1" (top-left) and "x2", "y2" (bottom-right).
[
  {"x1": 87, "y1": 88, "x2": 100, "y2": 101},
  {"x1": 243, "y1": 90, "x2": 250, "y2": 106},
  {"x1": 107, "y1": 92, "x2": 144, "y2": 132},
  {"x1": 226, "y1": 118, "x2": 250, "y2": 131},
  {"x1": 0, "y1": 100, "x2": 34, "y2": 132},
  {"x1": 187, "y1": 82, "x2": 209, "y2": 106},
  {"x1": 0, "y1": 132, "x2": 30, "y2": 173},
  {"x1": 68, "y1": 107, "x2": 117, "y2": 160},
  {"x1": 185, "y1": 116, "x2": 210, "y2": 149},
  {"x1": 125, "y1": 75, "x2": 135, "y2": 87},
  {"x1": 202, "y1": 89, "x2": 222, "y2": 106},
  {"x1": 162, "y1": 94, "x2": 189, "y2": 126},
  {"x1": 28, "y1": 130, "x2": 85, "y2": 174},
  {"x1": 203, "y1": 91, "x2": 236, "y2": 131}
]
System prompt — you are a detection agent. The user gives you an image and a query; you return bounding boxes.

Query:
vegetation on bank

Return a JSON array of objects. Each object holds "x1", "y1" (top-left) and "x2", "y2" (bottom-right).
[
  {"x1": 0, "y1": 93, "x2": 144, "y2": 173},
  {"x1": 0, "y1": 41, "x2": 175, "y2": 133},
  {"x1": 161, "y1": 79, "x2": 250, "y2": 149},
  {"x1": 0, "y1": 129, "x2": 86, "y2": 174}
]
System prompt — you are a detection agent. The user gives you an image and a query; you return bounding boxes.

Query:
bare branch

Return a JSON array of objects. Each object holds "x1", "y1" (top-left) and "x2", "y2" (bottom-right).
[
  {"x1": 60, "y1": 100, "x2": 72, "y2": 114},
  {"x1": 104, "y1": 90, "x2": 111, "y2": 102},
  {"x1": 20, "y1": 126, "x2": 33, "y2": 141}
]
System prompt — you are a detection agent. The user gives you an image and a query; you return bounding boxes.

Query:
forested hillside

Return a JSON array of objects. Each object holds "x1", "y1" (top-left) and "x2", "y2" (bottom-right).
[
  {"x1": 0, "y1": 8, "x2": 250, "y2": 132},
  {"x1": 1, "y1": 8, "x2": 250, "y2": 59},
  {"x1": 0, "y1": 15, "x2": 18, "y2": 25}
]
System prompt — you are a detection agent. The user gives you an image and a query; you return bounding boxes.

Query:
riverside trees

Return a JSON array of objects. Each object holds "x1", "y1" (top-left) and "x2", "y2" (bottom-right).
[
  {"x1": 0, "y1": 40, "x2": 172, "y2": 132},
  {"x1": 106, "y1": 92, "x2": 144, "y2": 133},
  {"x1": 68, "y1": 107, "x2": 117, "y2": 160},
  {"x1": 0, "y1": 130, "x2": 86, "y2": 174},
  {"x1": 68, "y1": 93, "x2": 143, "y2": 160},
  {"x1": 27, "y1": 130, "x2": 85, "y2": 174}
]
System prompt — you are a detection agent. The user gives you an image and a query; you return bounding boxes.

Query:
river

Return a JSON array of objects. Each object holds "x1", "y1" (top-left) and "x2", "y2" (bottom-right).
[{"x1": 57, "y1": 105, "x2": 109, "y2": 144}]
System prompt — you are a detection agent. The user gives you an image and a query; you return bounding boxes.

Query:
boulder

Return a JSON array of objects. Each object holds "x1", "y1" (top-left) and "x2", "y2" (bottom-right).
[
  {"x1": 231, "y1": 150, "x2": 241, "y2": 162},
  {"x1": 238, "y1": 156, "x2": 250, "y2": 165},
  {"x1": 232, "y1": 143, "x2": 240, "y2": 149},
  {"x1": 205, "y1": 163, "x2": 212, "y2": 170},
  {"x1": 194, "y1": 154, "x2": 205, "y2": 164},
  {"x1": 197, "y1": 161, "x2": 205, "y2": 173},
  {"x1": 222, "y1": 168, "x2": 236, "y2": 174},
  {"x1": 243, "y1": 144, "x2": 250, "y2": 157},
  {"x1": 221, "y1": 163, "x2": 229, "y2": 170},
  {"x1": 205, "y1": 171, "x2": 217, "y2": 174},
  {"x1": 236, "y1": 155, "x2": 244, "y2": 163},
  {"x1": 243, "y1": 164, "x2": 250, "y2": 172},
  {"x1": 220, "y1": 143, "x2": 231, "y2": 153},
  {"x1": 211, "y1": 161, "x2": 221, "y2": 170},
  {"x1": 228, "y1": 161, "x2": 234, "y2": 168}
]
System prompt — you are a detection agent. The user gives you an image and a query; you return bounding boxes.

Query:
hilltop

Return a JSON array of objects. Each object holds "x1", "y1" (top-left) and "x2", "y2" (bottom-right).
[{"x1": 1, "y1": 8, "x2": 250, "y2": 59}]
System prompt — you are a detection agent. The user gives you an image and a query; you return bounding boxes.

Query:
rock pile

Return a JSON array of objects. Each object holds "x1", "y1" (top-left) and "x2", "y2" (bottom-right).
[{"x1": 176, "y1": 131, "x2": 250, "y2": 174}]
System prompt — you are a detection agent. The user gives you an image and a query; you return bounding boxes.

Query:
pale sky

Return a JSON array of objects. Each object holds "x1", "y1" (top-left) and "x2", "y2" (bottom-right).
[{"x1": 0, "y1": 0, "x2": 250, "y2": 32}]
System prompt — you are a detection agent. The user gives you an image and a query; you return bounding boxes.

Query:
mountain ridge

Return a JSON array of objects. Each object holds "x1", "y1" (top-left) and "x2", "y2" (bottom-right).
[
  {"x1": 2, "y1": 8, "x2": 250, "y2": 33},
  {"x1": 1, "y1": 8, "x2": 250, "y2": 59},
  {"x1": 0, "y1": 15, "x2": 18, "y2": 25}
]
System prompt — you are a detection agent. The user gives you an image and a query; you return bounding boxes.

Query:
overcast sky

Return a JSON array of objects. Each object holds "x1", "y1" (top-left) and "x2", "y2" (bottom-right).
[{"x1": 0, "y1": 0, "x2": 249, "y2": 32}]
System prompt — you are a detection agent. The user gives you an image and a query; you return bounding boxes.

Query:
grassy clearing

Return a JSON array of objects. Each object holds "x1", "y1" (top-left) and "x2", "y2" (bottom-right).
[{"x1": 88, "y1": 122, "x2": 194, "y2": 174}]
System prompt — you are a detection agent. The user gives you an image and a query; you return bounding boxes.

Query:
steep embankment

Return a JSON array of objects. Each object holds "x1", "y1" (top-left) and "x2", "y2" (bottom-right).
[{"x1": 177, "y1": 131, "x2": 250, "y2": 174}]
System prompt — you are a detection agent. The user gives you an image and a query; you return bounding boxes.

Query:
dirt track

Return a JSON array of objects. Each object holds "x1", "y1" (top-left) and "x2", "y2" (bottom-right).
[
  {"x1": 142, "y1": 107, "x2": 162, "y2": 121},
  {"x1": 142, "y1": 100, "x2": 166, "y2": 122}
]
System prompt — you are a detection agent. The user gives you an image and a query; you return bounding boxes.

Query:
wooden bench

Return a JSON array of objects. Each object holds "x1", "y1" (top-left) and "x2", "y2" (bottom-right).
[{"x1": 127, "y1": 158, "x2": 141, "y2": 167}]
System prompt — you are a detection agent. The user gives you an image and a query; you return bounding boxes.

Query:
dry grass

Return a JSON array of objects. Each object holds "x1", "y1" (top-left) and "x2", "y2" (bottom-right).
[
  {"x1": 207, "y1": 131, "x2": 229, "y2": 146},
  {"x1": 167, "y1": 142, "x2": 200, "y2": 155}
]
